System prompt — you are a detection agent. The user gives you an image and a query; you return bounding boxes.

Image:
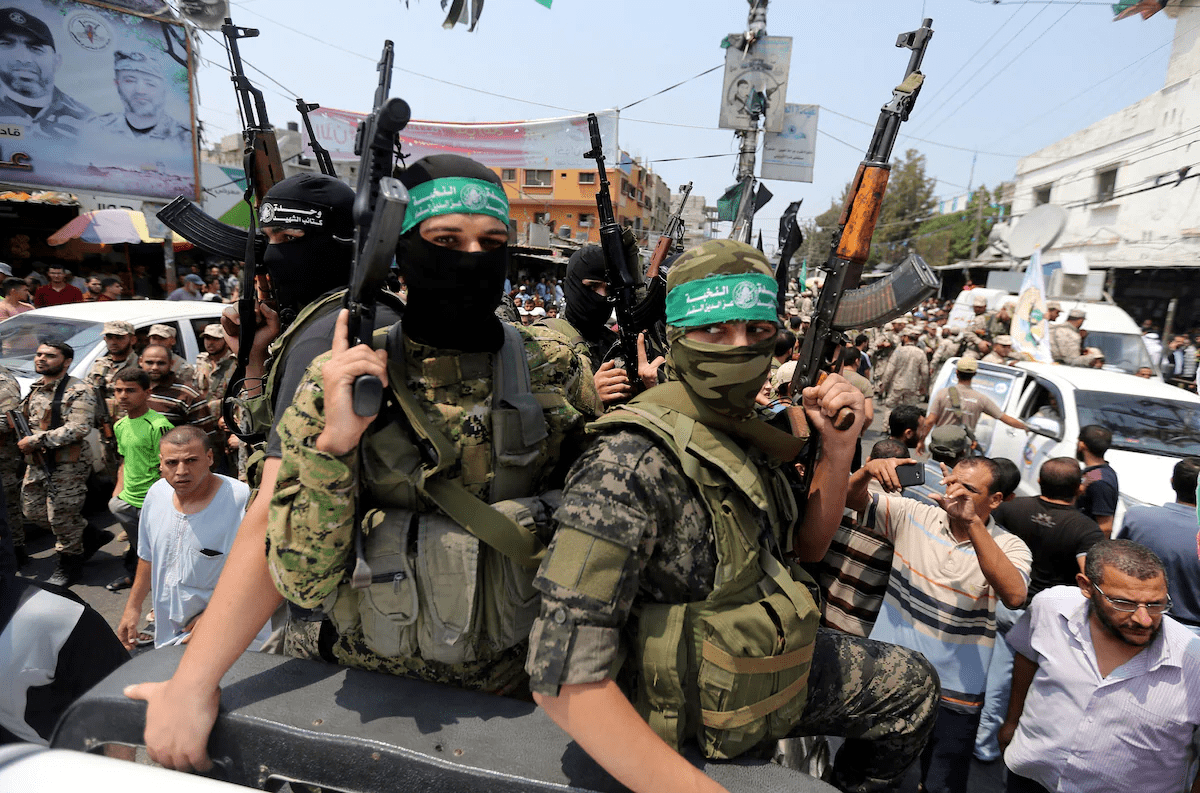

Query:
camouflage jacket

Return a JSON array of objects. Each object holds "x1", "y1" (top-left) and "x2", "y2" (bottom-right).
[
  {"x1": 880, "y1": 345, "x2": 929, "y2": 395},
  {"x1": 267, "y1": 323, "x2": 589, "y2": 691},
  {"x1": 21, "y1": 374, "x2": 95, "y2": 453},
  {"x1": 0, "y1": 364, "x2": 19, "y2": 444},
  {"x1": 170, "y1": 352, "x2": 196, "y2": 389},
  {"x1": 193, "y1": 351, "x2": 236, "y2": 419},
  {"x1": 86, "y1": 351, "x2": 140, "y2": 420},
  {"x1": 1050, "y1": 323, "x2": 1088, "y2": 366}
]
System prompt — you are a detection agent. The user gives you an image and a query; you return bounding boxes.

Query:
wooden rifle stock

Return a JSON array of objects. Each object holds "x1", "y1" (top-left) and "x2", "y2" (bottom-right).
[{"x1": 647, "y1": 234, "x2": 672, "y2": 281}]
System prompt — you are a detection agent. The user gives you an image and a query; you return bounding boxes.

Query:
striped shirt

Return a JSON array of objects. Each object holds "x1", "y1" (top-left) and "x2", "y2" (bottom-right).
[
  {"x1": 863, "y1": 493, "x2": 1031, "y2": 712},
  {"x1": 1005, "y1": 586, "x2": 1200, "y2": 793},
  {"x1": 816, "y1": 513, "x2": 894, "y2": 638},
  {"x1": 148, "y1": 376, "x2": 217, "y2": 438}
]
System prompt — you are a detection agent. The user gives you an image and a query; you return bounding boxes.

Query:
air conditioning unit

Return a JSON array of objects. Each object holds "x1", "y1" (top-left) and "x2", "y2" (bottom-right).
[
  {"x1": 1047, "y1": 269, "x2": 1104, "y2": 301},
  {"x1": 558, "y1": 225, "x2": 571, "y2": 238}
]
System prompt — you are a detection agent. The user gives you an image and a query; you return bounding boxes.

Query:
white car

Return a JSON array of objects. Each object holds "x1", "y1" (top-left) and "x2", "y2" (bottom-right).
[
  {"x1": 0, "y1": 300, "x2": 226, "y2": 394},
  {"x1": 930, "y1": 357, "x2": 1200, "y2": 534}
]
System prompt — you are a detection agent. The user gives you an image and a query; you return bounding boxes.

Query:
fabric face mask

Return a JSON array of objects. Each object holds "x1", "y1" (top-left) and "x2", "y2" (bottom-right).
[{"x1": 668, "y1": 334, "x2": 775, "y2": 419}]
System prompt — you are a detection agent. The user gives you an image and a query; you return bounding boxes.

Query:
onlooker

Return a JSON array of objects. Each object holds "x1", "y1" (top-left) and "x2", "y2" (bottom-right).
[
  {"x1": 974, "y1": 457, "x2": 1104, "y2": 763},
  {"x1": 117, "y1": 426, "x2": 260, "y2": 649},
  {"x1": 848, "y1": 455, "x2": 1031, "y2": 793},
  {"x1": 1000, "y1": 540, "x2": 1200, "y2": 793},
  {"x1": 200, "y1": 276, "x2": 224, "y2": 302},
  {"x1": 32, "y1": 265, "x2": 83, "y2": 307},
  {"x1": 167, "y1": 274, "x2": 204, "y2": 301},
  {"x1": 1121, "y1": 456, "x2": 1200, "y2": 633},
  {"x1": 81, "y1": 276, "x2": 103, "y2": 302},
  {"x1": 904, "y1": 425, "x2": 970, "y2": 507},
  {"x1": 920, "y1": 357, "x2": 1026, "y2": 453},
  {"x1": 1076, "y1": 424, "x2": 1119, "y2": 536},
  {"x1": 141, "y1": 345, "x2": 215, "y2": 438},
  {"x1": 98, "y1": 277, "x2": 123, "y2": 301},
  {"x1": 146, "y1": 324, "x2": 195, "y2": 386},
  {"x1": 105, "y1": 368, "x2": 173, "y2": 593},
  {"x1": 0, "y1": 572, "x2": 129, "y2": 745},
  {"x1": 0, "y1": 277, "x2": 32, "y2": 319},
  {"x1": 888, "y1": 403, "x2": 923, "y2": 450}
]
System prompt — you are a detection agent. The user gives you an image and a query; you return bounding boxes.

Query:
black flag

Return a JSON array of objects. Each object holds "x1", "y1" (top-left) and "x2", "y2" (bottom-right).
[{"x1": 776, "y1": 200, "x2": 804, "y2": 315}]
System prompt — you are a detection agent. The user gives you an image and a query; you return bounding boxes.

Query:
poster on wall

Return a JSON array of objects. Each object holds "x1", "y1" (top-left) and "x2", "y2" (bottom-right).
[{"x1": 0, "y1": 0, "x2": 198, "y2": 200}]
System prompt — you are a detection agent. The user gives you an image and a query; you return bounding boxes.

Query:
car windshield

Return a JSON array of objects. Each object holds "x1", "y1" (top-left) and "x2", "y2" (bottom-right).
[
  {"x1": 1084, "y1": 331, "x2": 1153, "y2": 375},
  {"x1": 0, "y1": 316, "x2": 103, "y2": 377},
  {"x1": 1075, "y1": 391, "x2": 1200, "y2": 457}
]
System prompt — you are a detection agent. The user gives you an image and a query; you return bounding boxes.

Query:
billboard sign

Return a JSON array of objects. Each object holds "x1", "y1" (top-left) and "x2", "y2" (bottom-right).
[
  {"x1": 302, "y1": 108, "x2": 619, "y2": 169},
  {"x1": 762, "y1": 103, "x2": 818, "y2": 183},
  {"x1": 0, "y1": 1, "x2": 197, "y2": 200},
  {"x1": 718, "y1": 36, "x2": 791, "y2": 133}
]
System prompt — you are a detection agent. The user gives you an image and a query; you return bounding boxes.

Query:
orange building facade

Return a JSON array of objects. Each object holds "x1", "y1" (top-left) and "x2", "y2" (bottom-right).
[{"x1": 490, "y1": 156, "x2": 669, "y2": 246}]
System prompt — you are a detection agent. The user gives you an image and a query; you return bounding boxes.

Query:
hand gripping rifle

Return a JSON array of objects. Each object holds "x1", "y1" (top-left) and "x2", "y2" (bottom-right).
[
  {"x1": 647, "y1": 181, "x2": 691, "y2": 280},
  {"x1": 584, "y1": 113, "x2": 642, "y2": 372},
  {"x1": 787, "y1": 19, "x2": 940, "y2": 475},
  {"x1": 346, "y1": 41, "x2": 411, "y2": 418}
]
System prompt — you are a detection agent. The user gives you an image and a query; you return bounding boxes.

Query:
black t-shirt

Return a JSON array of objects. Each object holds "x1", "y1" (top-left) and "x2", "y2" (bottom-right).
[
  {"x1": 993, "y1": 497, "x2": 1105, "y2": 605},
  {"x1": 1077, "y1": 463, "x2": 1120, "y2": 520},
  {"x1": 265, "y1": 299, "x2": 402, "y2": 458}
]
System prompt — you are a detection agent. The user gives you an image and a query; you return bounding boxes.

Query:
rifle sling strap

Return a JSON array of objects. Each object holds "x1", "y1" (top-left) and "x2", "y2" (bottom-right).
[
  {"x1": 47, "y1": 376, "x2": 70, "y2": 432},
  {"x1": 379, "y1": 322, "x2": 546, "y2": 570}
]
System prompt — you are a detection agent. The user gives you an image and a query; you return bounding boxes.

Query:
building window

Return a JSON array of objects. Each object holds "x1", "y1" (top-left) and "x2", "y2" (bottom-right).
[
  {"x1": 500, "y1": 168, "x2": 516, "y2": 182},
  {"x1": 579, "y1": 212, "x2": 595, "y2": 228},
  {"x1": 1095, "y1": 167, "x2": 1118, "y2": 203},
  {"x1": 578, "y1": 172, "x2": 596, "y2": 184},
  {"x1": 1034, "y1": 184, "x2": 1052, "y2": 206},
  {"x1": 524, "y1": 170, "x2": 552, "y2": 187},
  {"x1": 533, "y1": 212, "x2": 551, "y2": 224}
]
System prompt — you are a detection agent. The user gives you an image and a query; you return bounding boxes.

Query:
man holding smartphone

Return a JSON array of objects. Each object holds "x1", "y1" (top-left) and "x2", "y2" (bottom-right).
[{"x1": 847, "y1": 455, "x2": 1032, "y2": 793}]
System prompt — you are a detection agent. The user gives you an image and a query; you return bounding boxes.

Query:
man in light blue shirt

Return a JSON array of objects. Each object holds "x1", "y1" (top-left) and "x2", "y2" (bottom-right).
[{"x1": 1000, "y1": 539, "x2": 1200, "y2": 793}]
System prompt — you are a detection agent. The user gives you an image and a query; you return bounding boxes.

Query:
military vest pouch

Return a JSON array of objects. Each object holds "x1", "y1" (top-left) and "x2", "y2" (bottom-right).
[{"x1": 352, "y1": 508, "x2": 420, "y2": 658}]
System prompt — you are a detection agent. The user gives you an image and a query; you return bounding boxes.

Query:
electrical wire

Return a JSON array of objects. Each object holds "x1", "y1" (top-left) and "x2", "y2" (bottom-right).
[{"x1": 621, "y1": 65, "x2": 723, "y2": 111}]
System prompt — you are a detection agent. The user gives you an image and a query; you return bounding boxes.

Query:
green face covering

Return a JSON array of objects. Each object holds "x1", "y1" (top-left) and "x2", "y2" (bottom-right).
[{"x1": 668, "y1": 333, "x2": 775, "y2": 419}]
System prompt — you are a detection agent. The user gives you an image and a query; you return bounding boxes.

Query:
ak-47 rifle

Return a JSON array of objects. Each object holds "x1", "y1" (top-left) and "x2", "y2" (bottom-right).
[
  {"x1": 647, "y1": 181, "x2": 691, "y2": 280},
  {"x1": 297, "y1": 98, "x2": 336, "y2": 177},
  {"x1": 788, "y1": 19, "x2": 940, "y2": 475},
  {"x1": 219, "y1": 18, "x2": 286, "y2": 444},
  {"x1": 346, "y1": 41, "x2": 410, "y2": 418},
  {"x1": 7, "y1": 410, "x2": 51, "y2": 478},
  {"x1": 94, "y1": 384, "x2": 119, "y2": 473},
  {"x1": 584, "y1": 113, "x2": 641, "y2": 372}
]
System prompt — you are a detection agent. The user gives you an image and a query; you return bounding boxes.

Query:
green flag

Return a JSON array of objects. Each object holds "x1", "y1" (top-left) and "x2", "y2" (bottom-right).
[
  {"x1": 799, "y1": 259, "x2": 808, "y2": 289},
  {"x1": 717, "y1": 182, "x2": 743, "y2": 222},
  {"x1": 534, "y1": 0, "x2": 552, "y2": 7},
  {"x1": 1112, "y1": 0, "x2": 1166, "y2": 20}
]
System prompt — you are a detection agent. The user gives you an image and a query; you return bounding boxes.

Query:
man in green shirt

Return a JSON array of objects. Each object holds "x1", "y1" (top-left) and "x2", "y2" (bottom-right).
[{"x1": 106, "y1": 368, "x2": 173, "y2": 592}]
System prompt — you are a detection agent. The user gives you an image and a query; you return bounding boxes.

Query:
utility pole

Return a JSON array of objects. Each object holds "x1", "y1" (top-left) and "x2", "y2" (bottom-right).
[
  {"x1": 969, "y1": 187, "x2": 985, "y2": 260},
  {"x1": 730, "y1": 0, "x2": 767, "y2": 244}
]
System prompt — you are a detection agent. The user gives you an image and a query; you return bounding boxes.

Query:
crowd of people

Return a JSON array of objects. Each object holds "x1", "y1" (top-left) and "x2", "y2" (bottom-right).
[{"x1": 0, "y1": 159, "x2": 1196, "y2": 793}]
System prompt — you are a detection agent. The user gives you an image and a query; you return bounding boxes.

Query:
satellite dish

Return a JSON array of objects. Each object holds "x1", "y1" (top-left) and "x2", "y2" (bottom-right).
[
  {"x1": 987, "y1": 222, "x2": 1011, "y2": 246},
  {"x1": 1005, "y1": 204, "x2": 1067, "y2": 260}
]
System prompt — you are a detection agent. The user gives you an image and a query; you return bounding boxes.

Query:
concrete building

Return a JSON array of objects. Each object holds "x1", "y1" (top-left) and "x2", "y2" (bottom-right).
[
  {"x1": 1009, "y1": 5, "x2": 1200, "y2": 329},
  {"x1": 678, "y1": 193, "x2": 717, "y2": 250}
]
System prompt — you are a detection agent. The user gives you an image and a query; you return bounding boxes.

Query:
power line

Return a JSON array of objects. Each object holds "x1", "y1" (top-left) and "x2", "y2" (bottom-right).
[
  {"x1": 820, "y1": 106, "x2": 1023, "y2": 157},
  {"x1": 620, "y1": 65, "x2": 723, "y2": 111}
]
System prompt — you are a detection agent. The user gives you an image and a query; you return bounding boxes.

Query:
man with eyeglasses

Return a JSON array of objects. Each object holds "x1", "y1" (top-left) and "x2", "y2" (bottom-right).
[{"x1": 999, "y1": 539, "x2": 1200, "y2": 793}]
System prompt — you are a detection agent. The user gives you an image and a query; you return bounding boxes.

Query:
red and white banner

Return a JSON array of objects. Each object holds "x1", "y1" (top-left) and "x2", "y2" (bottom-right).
[{"x1": 302, "y1": 107, "x2": 618, "y2": 170}]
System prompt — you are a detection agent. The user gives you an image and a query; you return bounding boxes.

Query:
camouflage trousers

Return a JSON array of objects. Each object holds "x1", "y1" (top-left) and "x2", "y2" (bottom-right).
[
  {"x1": 22, "y1": 461, "x2": 90, "y2": 555},
  {"x1": 787, "y1": 628, "x2": 939, "y2": 793},
  {"x1": 0, "y1": 453, "x2": 23, "y2": 547}
]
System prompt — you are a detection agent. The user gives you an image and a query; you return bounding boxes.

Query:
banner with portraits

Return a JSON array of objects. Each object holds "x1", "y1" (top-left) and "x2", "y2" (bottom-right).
[{"x1": 0, "y1": 0, "x2": 197, "y2": 201}]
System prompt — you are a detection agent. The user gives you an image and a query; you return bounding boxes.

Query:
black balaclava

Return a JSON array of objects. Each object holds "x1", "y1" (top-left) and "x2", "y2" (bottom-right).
[
  {"x1": 396, "y1": 154, "x2": 509, "y2": 353},
  {"x1": 259, "y1": 174, "x2": 355, "y2": 323},
  {"x1": 563, "y1": 244, "x2": 610, "y2": 341}
]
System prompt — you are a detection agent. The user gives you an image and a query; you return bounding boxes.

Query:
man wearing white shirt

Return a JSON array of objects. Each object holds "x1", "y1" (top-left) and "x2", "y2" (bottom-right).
[
  {"x1": 117, "y1": 425, "x2": 266, "y2": 650},
  {"x1": 1000, "y1": 539, "x2": 1200, "y2": 793}
]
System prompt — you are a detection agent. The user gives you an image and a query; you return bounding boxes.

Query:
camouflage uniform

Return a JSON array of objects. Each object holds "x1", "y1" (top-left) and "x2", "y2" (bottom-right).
[
  {"x1": 1050, "y1": 323, "x2": 1088, "y2": 366},
  {"x1": 20, "y1": 374, "x2": 96, "y2": 554},
  {"x1": 86, "y1": 350, "x2": 140, "y2": 420},
  {"x1": 193, "y1": 351, "x2": 237, "y2": 421},
  {"x1": 267, "y1": 323, "x2": 589, "y2": 694},
  {"x1": 0, "y1": 365, "x2": 23, "y2": 545},
  {"x1": 169, "y1": 352, "x2": 196, "y2": 389},
  {"x1": 879, "y1": 344, "x2": 929, "y2": 426},
  {"x1": 986, "y1": 313, "x2": 1011, "y2": 341},
  {"x1": 868, "y1": 329, "x2": 900, "y2": 384},
  {"x1": 525, "y1": 426, "x2": 938, "y2": 793}
]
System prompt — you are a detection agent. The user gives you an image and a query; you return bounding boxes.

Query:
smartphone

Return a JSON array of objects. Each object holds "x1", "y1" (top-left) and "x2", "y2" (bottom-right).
[{"x1": 896, "y1": 463, "x2": 926, "y2": 488}]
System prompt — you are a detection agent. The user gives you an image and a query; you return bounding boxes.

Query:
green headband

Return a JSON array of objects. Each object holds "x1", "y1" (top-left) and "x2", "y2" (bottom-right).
[
  {"x1": 401, "y1": 177, "x2": 510, "y2": 234},
  {"x1": 666, "y1": 272, "x2": 779, "y2": 328}
]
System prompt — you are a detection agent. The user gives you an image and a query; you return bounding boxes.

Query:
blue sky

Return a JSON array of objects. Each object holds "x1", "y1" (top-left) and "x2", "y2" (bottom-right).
[{"x1": 194, "y1": 0, "x2": 1177, "y2": 251}]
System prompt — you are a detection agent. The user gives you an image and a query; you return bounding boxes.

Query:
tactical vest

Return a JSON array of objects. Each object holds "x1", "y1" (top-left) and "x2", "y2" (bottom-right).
[
  {"x1": 326, "y1": 322, "x2": 555, "y2": 666},
  {"x1": 592, "y1": 383, "x2": 820, "y2": 760}
]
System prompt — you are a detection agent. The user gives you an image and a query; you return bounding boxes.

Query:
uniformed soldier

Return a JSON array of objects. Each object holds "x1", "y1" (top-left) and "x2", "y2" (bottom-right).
[
  {"x1": 868, "y1": 317, "x2": 904, "y2": 383},
  {"x1": 879, "y1": 328, "x2": 929, "y2": 426},
  {"x1": 1050, "y1": 308, "x2": 1089, "y2": 366},
  {"x1": 19, "y1": 341, "x2": 98, "y2": 586},
  {"x1": 192, "y1": 324, "x2": 235, "y2": 421},
  {"x1": 1045, "y1": 300, "x2": 1062, "y2": 324},
  {"x1": 981, "y1": 334, "x2": 1014, "y2": 365},
  {"x1": 525, "y1": 239, "x2": 937, "y2": 793},
  {"x1": 145, "y1": 325, "x2": 196, "y2": 386},
  {"x1": 986, "y1": 301, "x2": 1015, "y2": 341},
  {"x1": 0, "y1": 363, "x2": 24, "y2": 565},
  {"x1": 87, "y1": 320, "x2": 139, "y2": 414},
  {"x1": 968, "y1": 293, "x2": 992, "y2": 339}
]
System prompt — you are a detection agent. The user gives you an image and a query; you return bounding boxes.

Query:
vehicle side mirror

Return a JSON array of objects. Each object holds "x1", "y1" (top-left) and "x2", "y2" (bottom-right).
[{"x1": 1027, "y1": 415, "x2": 1062, "y2": 440}]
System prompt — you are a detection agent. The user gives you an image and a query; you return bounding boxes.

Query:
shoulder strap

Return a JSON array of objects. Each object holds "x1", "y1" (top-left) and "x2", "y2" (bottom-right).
[
  {"x1": 379, "y1": 322, "x2": 545, "y2": 570},
  {"x1": 48, "y1": 376, "x2": 70, "y2": 430},
  {"x1": 494, "y1": 323, "x2": 549, "y2": 450}
]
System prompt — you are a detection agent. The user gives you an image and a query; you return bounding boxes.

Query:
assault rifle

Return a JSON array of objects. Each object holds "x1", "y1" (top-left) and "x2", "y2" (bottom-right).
[
  {"x1": 297, "y1": 98, "x2": 336, "y2": 177},
  {"x1": 346, "y1": 41, "x2": 410, "y2": 418},
  {"x1": 7, "y1": 410, "x2": 52, "y2": 477},
  {"x1": 647, "y1": 181, "x2": 691, "y2": 280},
  {"x1": 788, "y1": 19, "x2": 940, "y2": 475},
  {"x1": 94, "y1": 384, "x2": 119, "y2": 473},
  {"x1": 584, "y1": 113, "x2": 641, "y2": 372}
]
